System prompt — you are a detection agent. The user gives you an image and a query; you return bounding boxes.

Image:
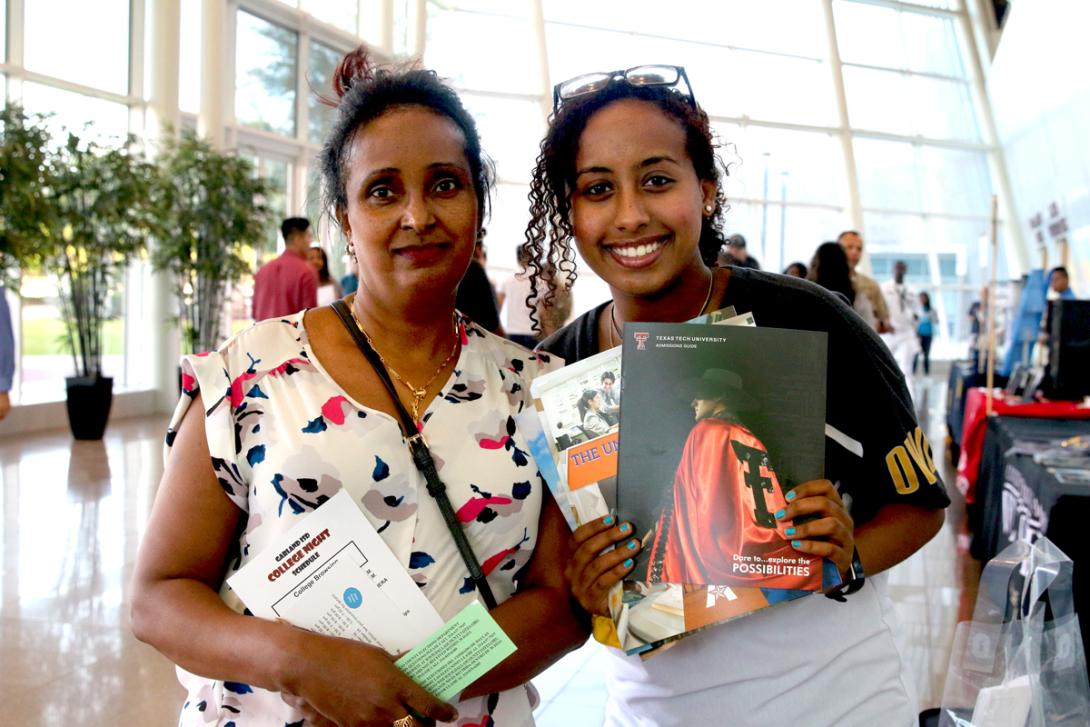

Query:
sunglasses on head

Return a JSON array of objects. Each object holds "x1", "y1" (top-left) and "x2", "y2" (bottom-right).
[{"x1": 552, "y1": 64, "x2": 696, "y2": 112}]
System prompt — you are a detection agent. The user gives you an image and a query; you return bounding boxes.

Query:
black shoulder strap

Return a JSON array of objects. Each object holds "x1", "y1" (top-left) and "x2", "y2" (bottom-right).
[{"x1": 331, "y1": 300, "x2": 498, "y2": 609}]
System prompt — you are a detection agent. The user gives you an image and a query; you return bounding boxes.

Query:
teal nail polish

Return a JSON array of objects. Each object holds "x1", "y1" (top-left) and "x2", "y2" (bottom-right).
[
  {"x1": 775, "y1": 509, "x2": 785, "y2": 519},
  {"x1": 785, "y1": 527, "x2": 796, "y2": 536},
  {"x1": 623, "y1": 558, "x2": 633, "y2": 568},
  {"x1": 603, "y1": 515, "x2": 614, "y2": 526},
  {"x1": 620, "y1": 523, "x2": 631, "y2": 533},
  {"x1": 627, "y1": 540, "x2": 637, "y2": 550},
  {"x1": 786, "y1": 491, "x2": 797, "y2": 502},
  {"x1": 791, "y1": 540, "x2": 802, "y2": 548}
]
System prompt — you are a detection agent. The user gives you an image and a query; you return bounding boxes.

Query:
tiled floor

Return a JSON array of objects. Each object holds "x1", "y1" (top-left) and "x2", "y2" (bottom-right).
[{"x1": 0, "y1": 365, "x2": 973, "y2": 725}]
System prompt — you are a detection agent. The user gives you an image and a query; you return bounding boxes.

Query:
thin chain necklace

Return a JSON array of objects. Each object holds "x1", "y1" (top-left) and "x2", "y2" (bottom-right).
[
  {"x1": 347, "y1": 301, "x2": 460, "y2": 423},
  {"x1": 608, "y1": 270, "x2": 716, "y2": 347}
]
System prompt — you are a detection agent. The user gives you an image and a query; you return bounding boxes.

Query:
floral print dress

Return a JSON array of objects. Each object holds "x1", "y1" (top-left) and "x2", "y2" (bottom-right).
[{"x1": 165, "y1": 311, "x2": 557, "y2": 726}]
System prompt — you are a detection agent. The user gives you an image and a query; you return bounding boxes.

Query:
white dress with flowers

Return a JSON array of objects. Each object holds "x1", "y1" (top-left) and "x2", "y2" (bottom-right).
[{"x1": 166, "y1": 310, "x2": 557, "y2": 726}]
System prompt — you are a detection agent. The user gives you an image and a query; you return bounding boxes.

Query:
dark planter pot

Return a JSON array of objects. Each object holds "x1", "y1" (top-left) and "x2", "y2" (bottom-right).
[{"x1": 65, "y1": 375, "x2": 114, "y2": 440}]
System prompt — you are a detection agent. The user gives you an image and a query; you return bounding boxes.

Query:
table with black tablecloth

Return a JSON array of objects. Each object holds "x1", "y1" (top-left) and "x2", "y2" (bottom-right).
[{"x1": 973, "y1": 415, "x2": 1090, "y2": 664}]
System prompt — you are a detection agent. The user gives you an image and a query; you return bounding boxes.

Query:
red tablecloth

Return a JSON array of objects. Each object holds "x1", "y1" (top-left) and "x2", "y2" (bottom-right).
[{"x1": 955, "y1": 387, "x2": 1090, "y2": 502}]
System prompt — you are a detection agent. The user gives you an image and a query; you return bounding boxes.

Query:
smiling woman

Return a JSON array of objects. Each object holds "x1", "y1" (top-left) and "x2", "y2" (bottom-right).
[{"x1": 131, "y1": 47, "x2": 587, "y2": 727}]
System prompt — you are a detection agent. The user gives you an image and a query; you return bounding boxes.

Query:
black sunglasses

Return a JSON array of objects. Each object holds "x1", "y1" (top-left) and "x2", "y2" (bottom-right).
[{"x1": 552, "y1": 64, "x2": 696, "y2": 112}]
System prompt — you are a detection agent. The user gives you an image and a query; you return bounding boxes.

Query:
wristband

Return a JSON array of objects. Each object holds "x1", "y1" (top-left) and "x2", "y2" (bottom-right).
[{"x1": 825, "y1": 546, "x2": 865, "y2": 602}]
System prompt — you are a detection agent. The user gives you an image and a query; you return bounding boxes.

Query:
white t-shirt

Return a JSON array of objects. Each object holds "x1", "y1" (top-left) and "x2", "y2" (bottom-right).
[
  {"x1": 602, "y1": 572, "x2": 918, "y2": 727},
  {"x1": 502, "y1": 272, "x2": 535, "y2": 336}
]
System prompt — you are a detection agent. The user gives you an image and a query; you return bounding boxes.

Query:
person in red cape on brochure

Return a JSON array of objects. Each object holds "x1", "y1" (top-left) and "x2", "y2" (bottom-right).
[{"x1": 645, "y1": 368, "x2": 818, "y2": 590}]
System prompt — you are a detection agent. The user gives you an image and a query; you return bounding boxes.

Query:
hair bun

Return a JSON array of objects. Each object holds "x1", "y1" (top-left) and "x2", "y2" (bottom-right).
[{"x1": 332, "y1": 46, "x2": 376, "y2": 100}]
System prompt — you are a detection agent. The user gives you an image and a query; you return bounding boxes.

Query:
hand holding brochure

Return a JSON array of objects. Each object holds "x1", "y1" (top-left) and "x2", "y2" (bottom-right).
[{"x1": 227, "y1": 490, "x2": 515, "y2": 697}]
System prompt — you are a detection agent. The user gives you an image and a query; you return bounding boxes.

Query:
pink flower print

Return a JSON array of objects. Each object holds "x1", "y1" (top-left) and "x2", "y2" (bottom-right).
[{"x1": 320, "y1": 396, "x2": 350, "y2": 425}]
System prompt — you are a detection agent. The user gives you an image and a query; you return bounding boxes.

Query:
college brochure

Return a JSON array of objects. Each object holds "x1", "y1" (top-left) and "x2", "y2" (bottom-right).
[
  {"x1": 227, "y1": 489, "x2": 515, "y2": 696},
  {"x1": 613, "y1": 321, "x2": 831, "y2": 654}
]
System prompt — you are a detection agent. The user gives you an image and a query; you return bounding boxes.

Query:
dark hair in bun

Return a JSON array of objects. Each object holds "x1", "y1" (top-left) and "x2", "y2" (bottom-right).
[{"x1": 319, "y1": 46, "x2": 493, "y2": 225}]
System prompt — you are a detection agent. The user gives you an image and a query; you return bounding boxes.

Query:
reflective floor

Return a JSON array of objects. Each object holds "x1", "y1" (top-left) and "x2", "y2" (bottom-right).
[{"x1": 0, "y1": 367, "x2": 973, "y2": 725}]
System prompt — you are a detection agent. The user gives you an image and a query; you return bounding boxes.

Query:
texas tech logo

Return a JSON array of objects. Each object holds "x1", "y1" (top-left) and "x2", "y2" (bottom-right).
[{"x1": 633, "y1": 332, "x2": 650, "y2": 350}]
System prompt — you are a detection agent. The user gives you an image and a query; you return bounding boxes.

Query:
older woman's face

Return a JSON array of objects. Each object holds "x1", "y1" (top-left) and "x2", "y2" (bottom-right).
[{"x1": 339, "y1": 106, "x2": 478, "y2": 306}]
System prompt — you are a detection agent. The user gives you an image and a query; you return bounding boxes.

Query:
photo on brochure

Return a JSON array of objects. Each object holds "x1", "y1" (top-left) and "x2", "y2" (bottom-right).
[
  {"x1": 614, "y1": 322, "x2": 831, "y2": 653},
  {"x1": 529, "y1": 347, "x2": 623, "y2": 528}
]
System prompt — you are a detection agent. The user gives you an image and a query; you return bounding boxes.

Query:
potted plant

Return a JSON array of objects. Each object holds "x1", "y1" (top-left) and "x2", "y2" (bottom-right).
[
  {"x1": 38, "y1": 131, "x2": 159, "y2": 439},
  {"x1": 0, "y1": 104, "x2": 54, "y2": 288},
  {"x1": 150, "y1": 131, "x2": 274, "y2": 355}
]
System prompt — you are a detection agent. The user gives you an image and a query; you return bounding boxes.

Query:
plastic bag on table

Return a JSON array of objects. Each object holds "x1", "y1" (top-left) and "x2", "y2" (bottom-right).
[{"x1": 937, "y1": 536, "x2": 1090, "y2": 726}]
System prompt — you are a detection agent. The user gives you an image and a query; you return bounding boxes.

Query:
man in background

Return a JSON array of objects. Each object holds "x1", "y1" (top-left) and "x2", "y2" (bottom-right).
[
  {"x1": 881, "y1": 260, "x2": 920, "y2": 378},
  {"x1": 252, "y1": 217, "x2": 318, "y2": 321},
  {"x1": 0, "y1": 285, "x2": 13, "y2": 421},
  {"x1": 719, "y1": 234, "x2": 760, "y2": 269},
  {"x1": 838, "y1": 230, "x2": 890, "y2": 333}
]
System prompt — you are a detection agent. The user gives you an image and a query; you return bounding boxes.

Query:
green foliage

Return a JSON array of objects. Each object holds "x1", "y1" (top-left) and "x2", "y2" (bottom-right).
[
  {"x1": 150, "y1": 130, "x2": 275, "y2": 354},
  {"x1": 39, "y1": 132, "x2": 159, "y2": 379},
  {"x1": 0, "y1": 104, "x2": 54, "y2": 288}
]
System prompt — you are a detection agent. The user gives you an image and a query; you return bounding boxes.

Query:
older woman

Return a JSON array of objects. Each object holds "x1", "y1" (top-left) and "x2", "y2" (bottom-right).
[{"x1": 131, "y1": 48, "x2": 585, "y2": 727}]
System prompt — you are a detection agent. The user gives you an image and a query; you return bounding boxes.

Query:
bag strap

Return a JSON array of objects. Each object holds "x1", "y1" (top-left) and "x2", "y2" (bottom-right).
[{"x1": 331, "y1": 300, "x2": 498, "y2": 610}]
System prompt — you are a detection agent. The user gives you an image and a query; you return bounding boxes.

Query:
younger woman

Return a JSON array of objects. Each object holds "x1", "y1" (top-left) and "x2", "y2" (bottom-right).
[
  {"x1": 524, "y1": 65, "x2": 949, "y2": 726},
  {"x1": 132, "y1": 48, "x2": 585, "y2": 726}
]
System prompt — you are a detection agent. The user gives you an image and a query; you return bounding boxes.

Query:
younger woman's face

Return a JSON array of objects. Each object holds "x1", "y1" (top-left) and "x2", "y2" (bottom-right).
[
  {"x1": 569, "y1": 99, "x2": 715, "y2": 298},
  {"x1": 306, "y1": 247, "x2": 324, "y2": 271}
]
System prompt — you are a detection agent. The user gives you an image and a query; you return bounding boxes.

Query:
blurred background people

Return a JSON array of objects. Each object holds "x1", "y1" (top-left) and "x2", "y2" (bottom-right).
[
  {"x1": 455, "y1": 239, "x2": 503, "y2": 334},
  {"x1": 0, "y1": 285, "x2": 12, "y2": 421},
  {"x1": 881, "y1": 260, "x2": 920, "y2": 378},
  {"x1": 252, "y1": 217, "x2": 318, "y2": 321},
  {"x1": 500, "y1": 247, "x2": 538, "y2": 349},
  {"x1": 914, "y1": 291, "x2": 937, "y2": 375},
  {"x1": 838, "y1": 230, "x2": 890, "y2": 333},
  {"x1": 719, "y1": 233, "x2": 760, "y2": 269},
  {"x1": 782, "y1": 261, "x2": 808, "y2": 278},
  {"x1": 307, "y1": 245, "x2": 343, "y2": 306},
  {"x1": 808, "y1": 242, "x2": 876, "y2": 329}
]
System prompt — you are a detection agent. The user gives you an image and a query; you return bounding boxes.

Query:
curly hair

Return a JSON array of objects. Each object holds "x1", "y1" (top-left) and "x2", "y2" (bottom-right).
[
  {"x1": 521, "y1": 80, "x2": 727, "y2": 333},
  {"x1": 319, "y1": 46, "x2": 494, "y2": 228}
]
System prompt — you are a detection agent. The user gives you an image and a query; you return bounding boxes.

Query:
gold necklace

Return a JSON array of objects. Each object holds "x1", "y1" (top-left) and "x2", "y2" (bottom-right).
[
  {"x1": 347, "y1": 303, "x2": 460, "y2": 423},
  {"x1": 608, "y1": 270, "x2": 716, "y2": 347}
]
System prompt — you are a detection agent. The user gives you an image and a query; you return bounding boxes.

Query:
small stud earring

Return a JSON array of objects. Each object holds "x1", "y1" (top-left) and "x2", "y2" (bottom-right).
[{"x1": 704, "y1": 203, "x2": 714, "y2": 215}]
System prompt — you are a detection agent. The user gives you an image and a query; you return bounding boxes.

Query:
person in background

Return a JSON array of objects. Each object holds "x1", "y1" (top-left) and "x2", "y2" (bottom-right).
[
  {"x1": 306, "y1": 245, "x2": 344, "y2": 306},
  {"x1": 914, "y1": 291, "x2": 937, "y2": 376},
  {"x1": 131, "y1": 46, "x2": 584, "y2": 727},
  {"x1": 340, "y1": 254, "x2": 359, "y2": 295},
  {"x1": 500, "y1": 247, "x2": 538, "y2": 348},
  {"x1": 0, "y1": 285, "x2": 13, "y2": 421},
  {"x1": 719, "y1": 233, "x2": 759, "y2": 269},
  {"x1": 838, "y1": 230, "x2": 890, "y2": 333},
  {"x1": 1034, "y1": 266, "x2": 1077, "y2": 367},
  {"x1": 808, "y1": 242, "x2": 876, "y2": 329},
  {"x1": 881, "y1": 260, "x2": 920, "y2": 379},
  {"x1": 525, "y1": 63, "x2": 948, "y2": 726},
  {"x1": 252, "y1": 217, "x2": 318, "y2": 321},
  {"x1": 456, "y1": 239, "x2": 504, "y2": 334},
  {"x1": 782, "y1": 261, "x2": 808, "y2": 278}
]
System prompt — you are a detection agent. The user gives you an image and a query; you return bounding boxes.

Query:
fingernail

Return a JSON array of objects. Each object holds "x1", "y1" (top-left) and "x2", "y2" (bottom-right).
[
  {"x1": 786, "y1": 491, "x2": 797, "y2": 502},
  {"x1": 603, "y1": 515, "x2": 614, "y2": 526},
  {"x1": 620, "y1": 523, "x2": 631, "y2": 533},
  {"x1": 775, "y1": 509, "x2": 785, "y2": 519},
  {"x1": 791, "y1": 540, "x2": 802, "y2": 548},
  {"x1": 623, "y1": 558, "x2": 633, "y2": 568},
  {"x1": 785, "y1": 527, "x2": 796, "y2": 536},
  {"x1": 627, "y1": 540, "x2": 637, "y2": 550}
]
